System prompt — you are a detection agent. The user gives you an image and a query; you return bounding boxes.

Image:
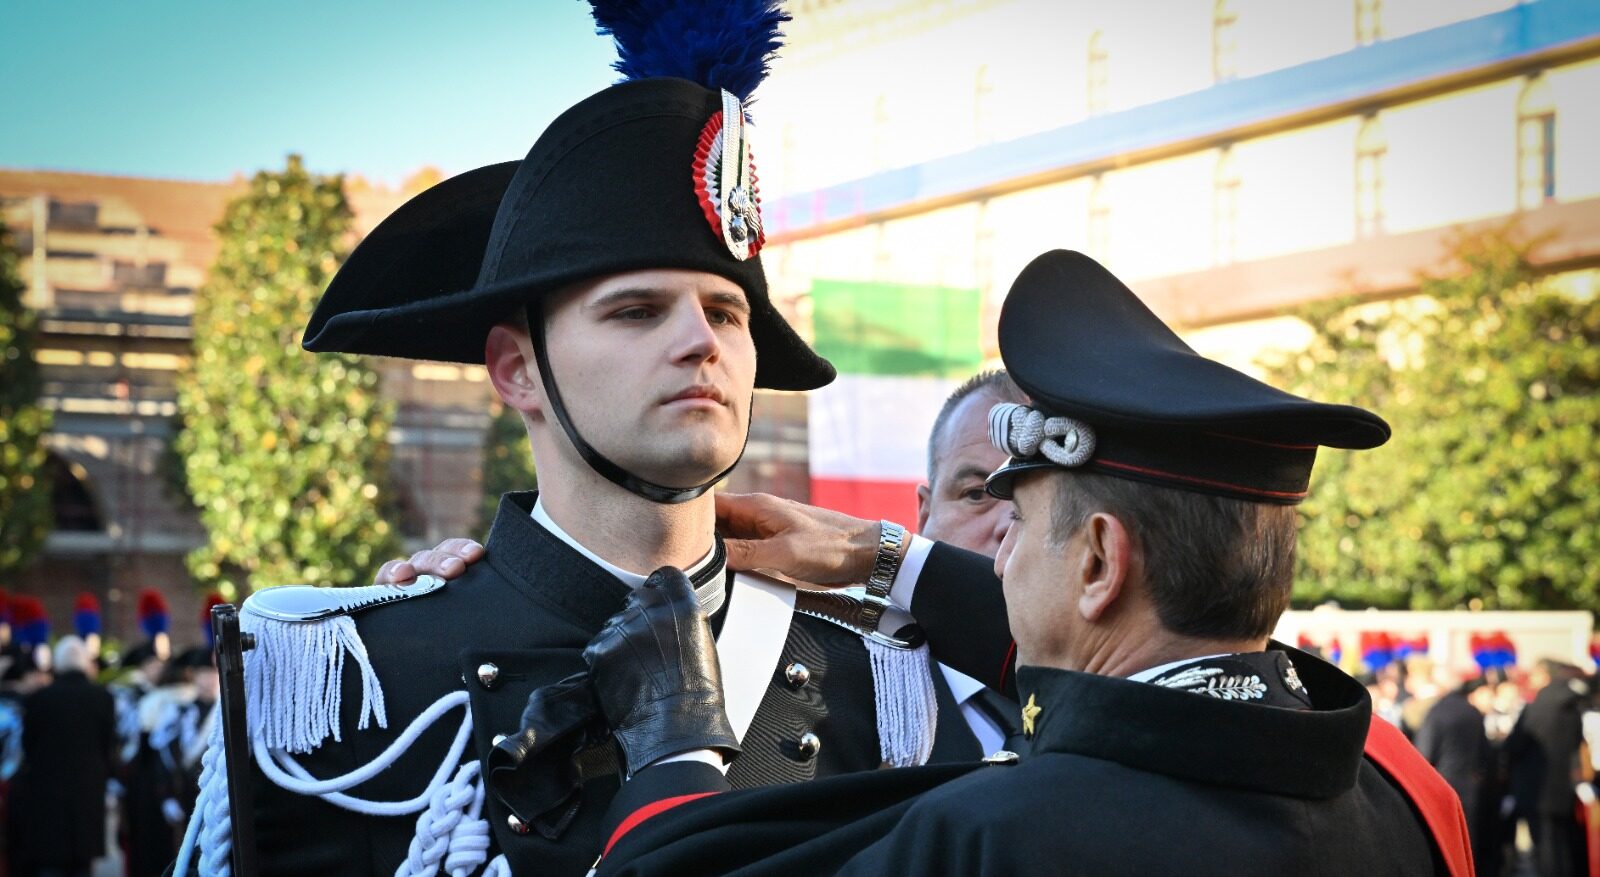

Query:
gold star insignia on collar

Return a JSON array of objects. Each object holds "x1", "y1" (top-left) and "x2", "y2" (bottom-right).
[{"x1": 1021, "y1": 693, "x2": 1042, "y2": 737}]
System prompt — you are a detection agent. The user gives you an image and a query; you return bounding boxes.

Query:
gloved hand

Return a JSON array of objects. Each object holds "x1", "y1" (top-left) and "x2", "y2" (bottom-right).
[
  {"x1": 487, "y1": 672, "x2": 602, "y2": 836},
  {"x1": 583, "y1": 566, "x2": 740, "y2": 777}
]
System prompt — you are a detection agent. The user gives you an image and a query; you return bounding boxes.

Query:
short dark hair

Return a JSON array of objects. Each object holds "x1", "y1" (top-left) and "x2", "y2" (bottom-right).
[
  {"x1": 927, "y1": 370, "x2": 1027, "y2": 486},
  {"x1": 1050, "y1": 471, "x2": 1298, "y2": 641}
]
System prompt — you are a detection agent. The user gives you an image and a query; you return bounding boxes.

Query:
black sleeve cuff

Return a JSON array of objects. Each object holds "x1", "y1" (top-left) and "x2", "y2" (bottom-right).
[
  {"x1": 911, "y1": 541, "x2": 1017, "y2": 699},
  {"x1": 600, "y1": 760, "x2": 730, "y2": 851}
]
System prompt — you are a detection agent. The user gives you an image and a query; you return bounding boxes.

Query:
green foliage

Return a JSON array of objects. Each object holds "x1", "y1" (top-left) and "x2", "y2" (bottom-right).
[
  {"x1": 0, "y1": 224, "x2": 53, "y2": 578},
  {"x1": 480, "y1": 399, "x2": 536, "y2": 529},
  {"x1": 1268, "y1": 227, "x2": 1600, "y2": 612},
  {"x1": 176, "y1": 156, "x2": 399, "y2": 595}
]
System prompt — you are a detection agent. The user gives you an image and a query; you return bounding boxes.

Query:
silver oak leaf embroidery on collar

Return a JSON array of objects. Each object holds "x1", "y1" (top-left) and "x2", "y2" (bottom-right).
[{"x1": 1151, "y1": 666, "x2": 1268, "y2": 701}]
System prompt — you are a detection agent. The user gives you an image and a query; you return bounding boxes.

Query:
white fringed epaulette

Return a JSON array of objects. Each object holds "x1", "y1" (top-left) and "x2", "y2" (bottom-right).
[
  {"x1": 793, "y1": 588, "x2": 939, "y2": 768},
  {"x1": 239, "y1": 577, "x2": 447, "y2": 755},
  {"x1": 177, "y1": 575, "x2": 519, "y2": 876}
]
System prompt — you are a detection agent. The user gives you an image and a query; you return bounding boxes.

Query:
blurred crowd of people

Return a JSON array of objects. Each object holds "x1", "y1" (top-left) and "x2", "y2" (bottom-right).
[
  {"x1": 0, "y1": 634, "x2": 217, "y2": 877},
  {"x1": 1362, "y1": 655, "x2": 1599, "y2": 877}
]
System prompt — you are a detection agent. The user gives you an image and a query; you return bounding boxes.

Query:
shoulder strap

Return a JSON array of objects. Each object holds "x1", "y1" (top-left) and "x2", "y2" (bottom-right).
[{"x1": 1363, "y1": 715, "x2": 1475, "y2": 877}]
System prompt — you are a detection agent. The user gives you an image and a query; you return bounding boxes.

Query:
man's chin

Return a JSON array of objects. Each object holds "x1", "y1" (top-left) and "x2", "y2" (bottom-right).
[{"x1": 624, "y1": 447, "x2": 743, "y2": 489}]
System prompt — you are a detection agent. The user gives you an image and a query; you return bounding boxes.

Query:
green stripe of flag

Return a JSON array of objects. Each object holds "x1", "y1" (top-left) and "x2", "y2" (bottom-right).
[{"x1": 809, "y1": 279, "x2": 982, "y2": 378}]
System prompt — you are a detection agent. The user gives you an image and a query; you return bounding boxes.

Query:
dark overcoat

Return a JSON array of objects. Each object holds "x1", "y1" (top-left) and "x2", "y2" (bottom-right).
[
  {"x1": 1507, "y1": 679, "x2": 1585, "y2": 817},
  {"x1": 8, "y1": 670, "x2": 118, "y2": 869},
  {"x1": 595, "y1": 652, "x2": 1446, "y2": 876},
  {"x1": 1414, "y1": 690, "x2": 1490, "y2": 826}
]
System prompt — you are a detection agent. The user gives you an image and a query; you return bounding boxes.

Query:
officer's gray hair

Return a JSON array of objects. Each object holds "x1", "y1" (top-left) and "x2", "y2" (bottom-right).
[
  {"x1": 1050, "y1": 473, "x2": 1298, "y2": 642},
  {"x1": 927, "y1": 371, "x2": 1027, "y2": 487},
  {"x1": 53, "y1": 635, "x2": 92, "y2": 675}
]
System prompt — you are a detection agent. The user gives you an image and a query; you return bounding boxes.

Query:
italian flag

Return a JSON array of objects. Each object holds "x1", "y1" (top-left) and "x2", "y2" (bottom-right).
[{"x1": 807, "y1": 279, "x2": 983, "y2": 529}]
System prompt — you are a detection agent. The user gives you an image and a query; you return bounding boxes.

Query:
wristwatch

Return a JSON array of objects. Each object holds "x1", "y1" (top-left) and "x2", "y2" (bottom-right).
[{"x1": 860, "y1": 521, "x2": 908, "y2": 631}]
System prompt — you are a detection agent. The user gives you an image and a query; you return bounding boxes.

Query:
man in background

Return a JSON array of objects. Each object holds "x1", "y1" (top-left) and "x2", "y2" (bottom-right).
[
  {"x1": 1509, "y1": 659, "x2": 1589, "y2": 876},
  {"x1": 7, "y1": 636, "x2": 117, "y2": 877},
  {"x1": 916, "y1": 372, "x2": 1026, "y2": 759},
  {"x1": 1416, "y1": 676, "x2": 1495, "y2": 872}
]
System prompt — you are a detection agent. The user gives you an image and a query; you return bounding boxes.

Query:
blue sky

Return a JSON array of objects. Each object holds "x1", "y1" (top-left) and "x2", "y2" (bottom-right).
[{"x1": 0, "y1": 1, "x2": 620, "y2": 185}]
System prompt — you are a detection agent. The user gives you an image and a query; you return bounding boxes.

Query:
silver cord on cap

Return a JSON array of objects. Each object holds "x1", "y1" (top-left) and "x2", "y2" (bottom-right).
[{"x1": 988, "y1": 402, "x2": 1097, "y2": 468}]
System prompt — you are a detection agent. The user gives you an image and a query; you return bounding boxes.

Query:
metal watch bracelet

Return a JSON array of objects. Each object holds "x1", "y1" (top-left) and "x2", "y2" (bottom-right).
[{"x1": 861, "y1": 520, "x2": 908, "y2": 630}]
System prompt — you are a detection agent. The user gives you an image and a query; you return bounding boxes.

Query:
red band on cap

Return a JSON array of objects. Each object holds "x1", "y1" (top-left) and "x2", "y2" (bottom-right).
[{"x1": 1203, "y1": 432, "x2": 1317, "y2": 451}]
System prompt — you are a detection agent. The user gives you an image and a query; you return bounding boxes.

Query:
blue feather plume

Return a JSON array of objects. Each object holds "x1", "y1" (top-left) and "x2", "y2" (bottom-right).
[{"x1": 588, "y1": 0, "x2": 790, "y2": 102}]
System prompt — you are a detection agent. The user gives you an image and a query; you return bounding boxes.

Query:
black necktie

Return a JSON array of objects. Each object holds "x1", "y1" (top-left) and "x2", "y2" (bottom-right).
[{"x1": 968, "y1": 686, "x2": 1028, "y2": 755}]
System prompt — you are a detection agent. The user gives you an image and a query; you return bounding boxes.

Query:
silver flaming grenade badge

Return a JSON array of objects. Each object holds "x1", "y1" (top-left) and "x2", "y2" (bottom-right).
[{"x1": 693, "y1": 89, "x2": 765, "y2": 261}]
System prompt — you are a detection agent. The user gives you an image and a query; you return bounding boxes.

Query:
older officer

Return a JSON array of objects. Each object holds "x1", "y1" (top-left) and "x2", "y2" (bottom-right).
[{"x1": 574, "y1": 250, "x2": 1475, "y2": 876}]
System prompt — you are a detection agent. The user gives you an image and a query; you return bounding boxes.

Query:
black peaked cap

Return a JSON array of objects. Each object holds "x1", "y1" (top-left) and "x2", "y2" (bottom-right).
[
  {"x1": 303, "y1": 77, "x2": 834, "y2": 392},
  {"x1": 989, "y1": 250, "x2": 1390, "y2": 504}
]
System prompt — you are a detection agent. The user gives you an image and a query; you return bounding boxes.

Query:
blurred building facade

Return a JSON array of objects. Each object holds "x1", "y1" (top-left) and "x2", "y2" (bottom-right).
[{"x1": 754, "y1": 0, "x2": 1600, "y2": 522}]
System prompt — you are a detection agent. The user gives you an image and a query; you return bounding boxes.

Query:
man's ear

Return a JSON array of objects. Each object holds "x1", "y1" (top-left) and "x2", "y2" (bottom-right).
[
  {"x1": 485, "y1": 324, "x2": 542, "y2": 416},
  {"x1": 914, "y1": 483, "x2": 932, "y2": 533},
  {"x1": 1077, "y1": 512, "x2": 1133, "y2": 623}
]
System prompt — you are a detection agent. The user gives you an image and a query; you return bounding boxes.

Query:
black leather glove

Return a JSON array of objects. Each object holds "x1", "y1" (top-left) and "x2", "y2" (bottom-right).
[
  {"x1": 487, "y1": 672, "x2": 601, "y2": 837},
  {"x1": 582, "y1": 566, "x2": 740, "y2": 777}
]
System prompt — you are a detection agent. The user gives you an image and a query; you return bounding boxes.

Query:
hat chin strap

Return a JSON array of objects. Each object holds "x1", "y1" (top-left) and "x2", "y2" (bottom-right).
[{"x1": 526, "y1": 305, "x2": 746, "y2": 505}]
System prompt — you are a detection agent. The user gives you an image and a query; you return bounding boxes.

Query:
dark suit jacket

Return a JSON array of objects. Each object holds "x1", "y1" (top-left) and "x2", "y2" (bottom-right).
[
  {"x1": 8, "y1": 670, "x2": 118, "y2": 867},
  {"x1": 1413, "y1": 690, "x2": 1489, "y2": 819},
  {"x1": 1507, "y1": 679, "x2": 1585, "y2": 816}
]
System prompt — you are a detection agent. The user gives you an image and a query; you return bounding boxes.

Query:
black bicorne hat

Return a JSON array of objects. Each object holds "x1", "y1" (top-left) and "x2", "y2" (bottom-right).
[
  {"x1": 302, "y1": 75, "x2": 831, "y2": 392},
  {"x1": 985, "y1": 250, "x2": 1390, "y2": 504}
]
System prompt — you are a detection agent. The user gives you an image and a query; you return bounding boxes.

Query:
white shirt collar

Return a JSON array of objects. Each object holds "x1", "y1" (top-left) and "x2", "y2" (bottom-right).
[
  {"x1": 530, "y1": 496, "x2": 715, "y2": 588},
  {"x1": 938, "y1": 663, "x2": 987, "y2": 705},
  {"x1": 1125, "y1": 653, "x2": 1230, "y2": 684}
]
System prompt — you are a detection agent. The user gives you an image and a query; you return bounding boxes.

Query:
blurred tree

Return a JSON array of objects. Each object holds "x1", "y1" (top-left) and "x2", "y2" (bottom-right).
[
  {"x1": 176, "y1": 156, "x2": 399, "y2": 596},
  {"x1": 0, "y1": 224, "x2": 53, "y2": 578},
  {"x1": 1269, "y1": 227, "x2": 1600, "y2": 612},
  {"x1": 479, "y1": 399, "x2": 536, "y2": 530}
]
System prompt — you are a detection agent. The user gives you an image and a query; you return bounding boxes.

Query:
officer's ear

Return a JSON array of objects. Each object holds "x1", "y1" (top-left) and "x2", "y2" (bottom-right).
[
  {"x1": 1076, "y1": 512, "x2": 1132, "y2": 623},
  {"x1": 485, "y1": 322, "x2": 544, "y2": 418}
]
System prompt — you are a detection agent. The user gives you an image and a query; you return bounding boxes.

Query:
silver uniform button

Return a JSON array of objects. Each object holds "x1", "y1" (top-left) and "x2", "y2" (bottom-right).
[
  {"x1": 981, "y1": 750, "x2": 1019, "y2": 765},
  {"x1": 796, "y1": 731, "x2": 821, "y2": 760},
  {"x1": 507, "y1": 813, "x2": 530, "y2": 834},
  {"x1": 784, "y1": 662, "x2": 811, "y2": 688},
  {"x1": 492, "y1": 734, "x2": 508, "y2": 746},
  {"x1": 477, "y1": 662, "x2": 500, "y2": 688}
]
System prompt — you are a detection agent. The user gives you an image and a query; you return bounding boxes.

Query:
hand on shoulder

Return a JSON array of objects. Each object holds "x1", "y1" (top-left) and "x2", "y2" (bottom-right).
[{"x1": 372, "y1": 538, "x2": 484, "y2": 584}]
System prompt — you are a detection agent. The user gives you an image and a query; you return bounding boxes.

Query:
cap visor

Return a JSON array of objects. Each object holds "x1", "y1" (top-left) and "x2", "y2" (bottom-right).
[{"x1": 984, "y1": 457, "x2": 1060, "y2": 500}]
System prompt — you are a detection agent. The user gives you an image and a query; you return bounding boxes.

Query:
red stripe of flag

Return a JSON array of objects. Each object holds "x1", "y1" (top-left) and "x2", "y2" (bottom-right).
[{"x1": 809, "y1": 477, "x2": 921, "y2": 530}]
